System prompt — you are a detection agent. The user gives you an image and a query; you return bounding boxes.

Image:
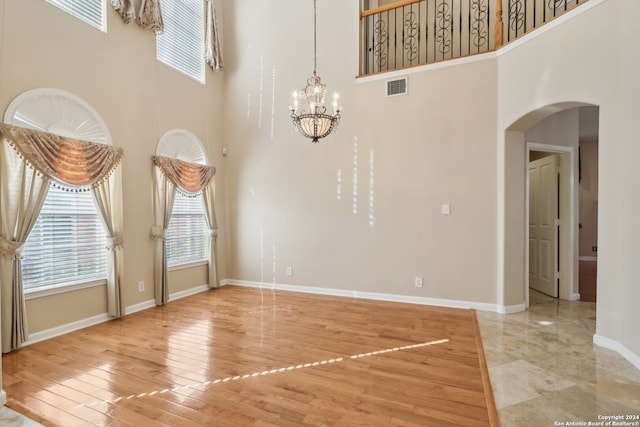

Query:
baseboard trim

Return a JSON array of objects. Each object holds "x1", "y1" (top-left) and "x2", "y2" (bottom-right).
[
  {"x1": 23, "y1": 312, "x2": 112, "y2": 347},
  {"x1": 0, "y1": 390, "x2": 6, "y2": 406},
  {"x1": 221, "y1": 279, "x2": 502, "y2": 313},
  {"x1": 125, "y1": 299, "x2": 156, "y2": 315},
  {"x1": 499, "y1": 303, "x2": 526, "y2": 314},
  {"x1": 23, "y1": 285, "x2": 210, "y2": 347},
  {"x1": 170, "y1": 285, "x2": 210, "y2": 301},
  {"x1": 579, "y1": 256, "x2": 597, "y2": 262},
  {"x1": 593, "y1": 334, "x2": 640, "y2": 370}
]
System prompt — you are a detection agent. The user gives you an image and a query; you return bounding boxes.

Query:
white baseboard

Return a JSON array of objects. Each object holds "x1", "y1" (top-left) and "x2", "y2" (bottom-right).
[
  {"x1": 221, "y1": 279, "x2": 502, "y2": 313},
  {"x1": 0, "y1": 390, "x2": 6, "y2": 406},
  {"x1": 593, "y1": 334, "x2": 640, "y2": 370},
  {"x1": 23, "y1": 312, "x2": 112, "y2": 347},
  {"x1": 499, "y1": 303, "x2": 526, "y2": 314},
  {"x1": 125, "y1": 299, "x2": 156, "y2": 315},
  {"x1": 24, "y1": 285, "x2": 210, "y2": 346},
  {"x1": 579, "y1": 256, "x2": 597, "y2": 262},
  {"x1": 169, "y1": 285, "x2": 209, "y2": 301}
]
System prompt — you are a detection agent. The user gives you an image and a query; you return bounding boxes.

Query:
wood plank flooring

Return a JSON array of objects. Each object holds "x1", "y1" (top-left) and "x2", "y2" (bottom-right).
[
  {"x1": 2, "y1": 285, "x2": 498, "y2": 426},
  {"x1": 579, "y1": 260, "x2": 597, "y2": 302}
]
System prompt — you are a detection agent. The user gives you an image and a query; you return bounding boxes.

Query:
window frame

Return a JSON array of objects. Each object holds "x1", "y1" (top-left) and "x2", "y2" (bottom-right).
[
  {"x1": 156, "y1": 0, "x2": 206, "y2": 83},
  {"x1": 21, "y1": 186, "x2": 109, "y2": 297},
  {"x1": 46, "y1": 0, "x2": 107, "y2": 32},
  {"x1": 166, "y1": 191, "x2": 209, "y2": 269}
]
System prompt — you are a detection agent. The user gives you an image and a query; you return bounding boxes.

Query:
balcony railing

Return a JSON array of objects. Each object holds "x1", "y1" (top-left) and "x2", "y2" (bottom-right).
[{"x1": 359, "y1": 0, "x2": 587, "y2": 76}]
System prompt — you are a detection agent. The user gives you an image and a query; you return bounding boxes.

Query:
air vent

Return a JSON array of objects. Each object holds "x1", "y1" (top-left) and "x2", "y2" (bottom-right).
[{"x1": 386, "y1": 77, "x2": 407, "y2": 97}]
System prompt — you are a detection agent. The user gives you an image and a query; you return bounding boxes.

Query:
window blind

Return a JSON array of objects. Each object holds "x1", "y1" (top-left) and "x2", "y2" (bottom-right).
[
  {"x1": 22, "y1": 185, "x2": 108, "y2": 291},
  {"x1": 166, "y1": 192, "x2": 208, "y2": 267},
  {"x1": 47, "y1": 0, "x2": 106, "y2": 31},
  {"x1": 156, "y1": 0, "x2": 205, "y2": 83}
]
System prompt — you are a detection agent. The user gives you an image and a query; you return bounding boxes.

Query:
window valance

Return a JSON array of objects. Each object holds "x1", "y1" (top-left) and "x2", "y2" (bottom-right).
[
  {"x1": 0, "y1": 124, "x2": 123, "y2": 191},
  {"x1": 152, "y1": 155, "x2": 215, "y2": 195}
]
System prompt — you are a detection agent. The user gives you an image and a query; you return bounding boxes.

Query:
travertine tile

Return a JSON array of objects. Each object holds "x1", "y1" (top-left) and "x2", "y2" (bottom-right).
[{"x1": 477, "y1": 290, "x2": 640, "y2": 425}]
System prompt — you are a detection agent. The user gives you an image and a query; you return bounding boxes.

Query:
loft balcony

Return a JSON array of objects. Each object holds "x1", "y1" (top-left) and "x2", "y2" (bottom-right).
[{"x1": 359, "y1": 0, "x2": 588, "y2": 76}]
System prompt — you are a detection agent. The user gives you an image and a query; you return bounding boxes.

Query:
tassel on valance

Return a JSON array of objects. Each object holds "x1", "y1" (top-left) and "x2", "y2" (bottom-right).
[
  {"x1": 0, "y1": 124, "x2": 123, "y2": 191},
  {"x1": 152, "y1": 155, "x2": 215, "y2": 196}
]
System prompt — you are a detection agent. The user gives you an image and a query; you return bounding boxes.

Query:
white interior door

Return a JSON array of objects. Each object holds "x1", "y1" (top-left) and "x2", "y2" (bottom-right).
[{"x1": 529, "y1": 154, "x2": 559, "y2": 297}]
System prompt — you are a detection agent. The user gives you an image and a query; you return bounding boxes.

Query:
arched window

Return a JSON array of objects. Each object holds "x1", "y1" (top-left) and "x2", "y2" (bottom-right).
[
  {"x1": 157, "y1": 130, "x2": 208, "y2": 267},
  {"x1": 152, "y1": 128, "x2": 218, "y2": 306},
  {"x1": 4, "y1": 88, "x2": 112, "y2": 293}
]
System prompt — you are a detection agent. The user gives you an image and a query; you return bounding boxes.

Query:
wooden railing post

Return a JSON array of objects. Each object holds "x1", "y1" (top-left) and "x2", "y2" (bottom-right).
[{"x1": 495, "y1": 0, "x2": 504, "y2": 49}]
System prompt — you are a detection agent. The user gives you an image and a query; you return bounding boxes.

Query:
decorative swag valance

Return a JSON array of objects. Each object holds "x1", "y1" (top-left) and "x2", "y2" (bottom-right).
[
  {"x1": 152, "y1": 155, "x2": 215, "y2": 195},
  {"x1": 0, "y1": 124, "x2": 124, "y2": 190}
]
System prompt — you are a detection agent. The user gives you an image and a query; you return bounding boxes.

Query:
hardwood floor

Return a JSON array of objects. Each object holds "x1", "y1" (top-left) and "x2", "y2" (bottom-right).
[
  {"x1": 579, "y1": 260, "x2": 597, "y2": 302},
  {"x1": 2, "y1": 286, "x2": 498, "y2": 426}
]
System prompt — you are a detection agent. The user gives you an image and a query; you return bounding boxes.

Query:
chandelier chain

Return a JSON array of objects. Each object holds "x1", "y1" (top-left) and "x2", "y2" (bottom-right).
[{"x1": 313, "y1": 0, "x2": 317, "y2": 75}]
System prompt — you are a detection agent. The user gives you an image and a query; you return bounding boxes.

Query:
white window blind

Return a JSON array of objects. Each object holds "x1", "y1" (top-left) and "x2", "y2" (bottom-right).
[
  {"x1": 22, "y1": 186, "x2": 108, "y2": 291},
  {"x1": 47, "y1": 0, "x2": 106, "y2": 32},
  {"x1": 166, "y1": 192, "x2": 208, "y2": 267},
  {"x1": 156, "y1": 0, "x2": 205, "y2": 83}
]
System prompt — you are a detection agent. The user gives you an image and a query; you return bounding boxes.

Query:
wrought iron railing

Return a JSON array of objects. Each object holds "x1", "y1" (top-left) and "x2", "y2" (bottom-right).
[{"x1": 359, "y1": 0, "x2": 588, "y2": 76}]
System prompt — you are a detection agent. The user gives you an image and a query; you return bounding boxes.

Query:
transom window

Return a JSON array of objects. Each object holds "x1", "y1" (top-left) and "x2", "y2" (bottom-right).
[
  {"x1": 156, "y1": 0, "x2": 205, "y2": 83},
  {"x1": 47, "y1": 0, "x2": 106, "y2": 32}
]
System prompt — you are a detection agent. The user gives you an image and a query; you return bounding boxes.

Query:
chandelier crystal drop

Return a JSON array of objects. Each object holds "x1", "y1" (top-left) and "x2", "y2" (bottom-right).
[{"x1": 289, "y1": 0, "x2": 342, "y2": 143}]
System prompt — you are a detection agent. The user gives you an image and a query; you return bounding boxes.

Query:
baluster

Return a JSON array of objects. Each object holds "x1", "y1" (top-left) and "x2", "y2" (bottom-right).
[{"x1": 495, "y1": 0, "x2": 503, "y2": 48}]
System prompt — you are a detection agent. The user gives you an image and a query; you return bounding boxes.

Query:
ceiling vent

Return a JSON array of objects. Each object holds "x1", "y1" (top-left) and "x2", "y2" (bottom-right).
[{"x1": 386, "y1": 77, "x2": 407, "y2": 97}]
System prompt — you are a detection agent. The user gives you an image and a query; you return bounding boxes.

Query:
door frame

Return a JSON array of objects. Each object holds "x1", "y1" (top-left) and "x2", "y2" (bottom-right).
[{"x1": 525, "y1": 143, "x2": 578, "y2": 307}]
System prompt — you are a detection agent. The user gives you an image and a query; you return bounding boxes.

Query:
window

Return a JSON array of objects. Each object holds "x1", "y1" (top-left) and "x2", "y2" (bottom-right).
[
  {"x1": 22, "y1": 186, "x2": 108, "y2": 291},
  {"x1": 166, "y1": 192, "x2": 208, "y2": 267},
  {"x1": 156, "y1": 0, "x2": 205, "y2": 83},
  {"x1": 47, "y1": 0, "x2": 106, "y2": 32}
]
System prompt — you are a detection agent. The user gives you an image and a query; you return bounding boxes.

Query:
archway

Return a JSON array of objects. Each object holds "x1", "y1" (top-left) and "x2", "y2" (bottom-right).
[{"x1": 502, "y1": 102, "x2": 599, "y2": 311}]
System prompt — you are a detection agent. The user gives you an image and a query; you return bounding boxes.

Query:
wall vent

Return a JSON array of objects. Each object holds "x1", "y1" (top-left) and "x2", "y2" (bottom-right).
[{"x1": 386, "y1": 77, "x2": 407, "y2": 97}]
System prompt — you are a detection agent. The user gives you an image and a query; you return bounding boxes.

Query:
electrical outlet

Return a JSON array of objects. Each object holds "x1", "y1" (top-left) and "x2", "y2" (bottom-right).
[
  {"x1": 286, "y1": 267, "x2": 293, "y2": 276},
  {"x1": 138, "y1": 281, "x2": 145, "y2": 292},
  {"x1": 415, "y1": 277, "x2": 423, "y2": 288}
]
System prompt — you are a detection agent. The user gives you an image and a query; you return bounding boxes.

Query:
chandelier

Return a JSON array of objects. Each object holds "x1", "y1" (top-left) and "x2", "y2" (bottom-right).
[{"x1": 290, "y1": 0, "x2": 342, "y2": 143}]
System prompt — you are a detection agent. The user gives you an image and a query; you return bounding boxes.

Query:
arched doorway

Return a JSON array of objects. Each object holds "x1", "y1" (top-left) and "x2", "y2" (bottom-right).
[{"x1": 502, "y1": 103, "x2": 599, "y2": 310}]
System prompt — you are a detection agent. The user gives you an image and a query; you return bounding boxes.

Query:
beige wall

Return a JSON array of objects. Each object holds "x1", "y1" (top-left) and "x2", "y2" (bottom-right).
[
  {"x1": 0, "y1": 0, "x2": 228, "y2": 334},
  {"x1": 223, "y1": 0, "x2": 498, "y2": 304},
  {"x1": 498, "y1": 0, "x2": 640, "y2": 360},
  {"x1": 1, "y1": 0, "x2": 638, "y2": 404}
]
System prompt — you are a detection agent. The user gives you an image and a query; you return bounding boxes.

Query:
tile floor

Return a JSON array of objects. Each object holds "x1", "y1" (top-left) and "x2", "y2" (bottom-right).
[
  {"x1": 477, "y1": 290, "x2": 640, "y2": 426},
  {"x1": 0, "y1": 406, "x2": 42, "y2": 427}
]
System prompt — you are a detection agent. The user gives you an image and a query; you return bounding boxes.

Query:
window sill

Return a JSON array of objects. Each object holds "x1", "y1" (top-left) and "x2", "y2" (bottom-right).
[{"x1": 25, "y1": 279, "x2": 108, "y2": 300}]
